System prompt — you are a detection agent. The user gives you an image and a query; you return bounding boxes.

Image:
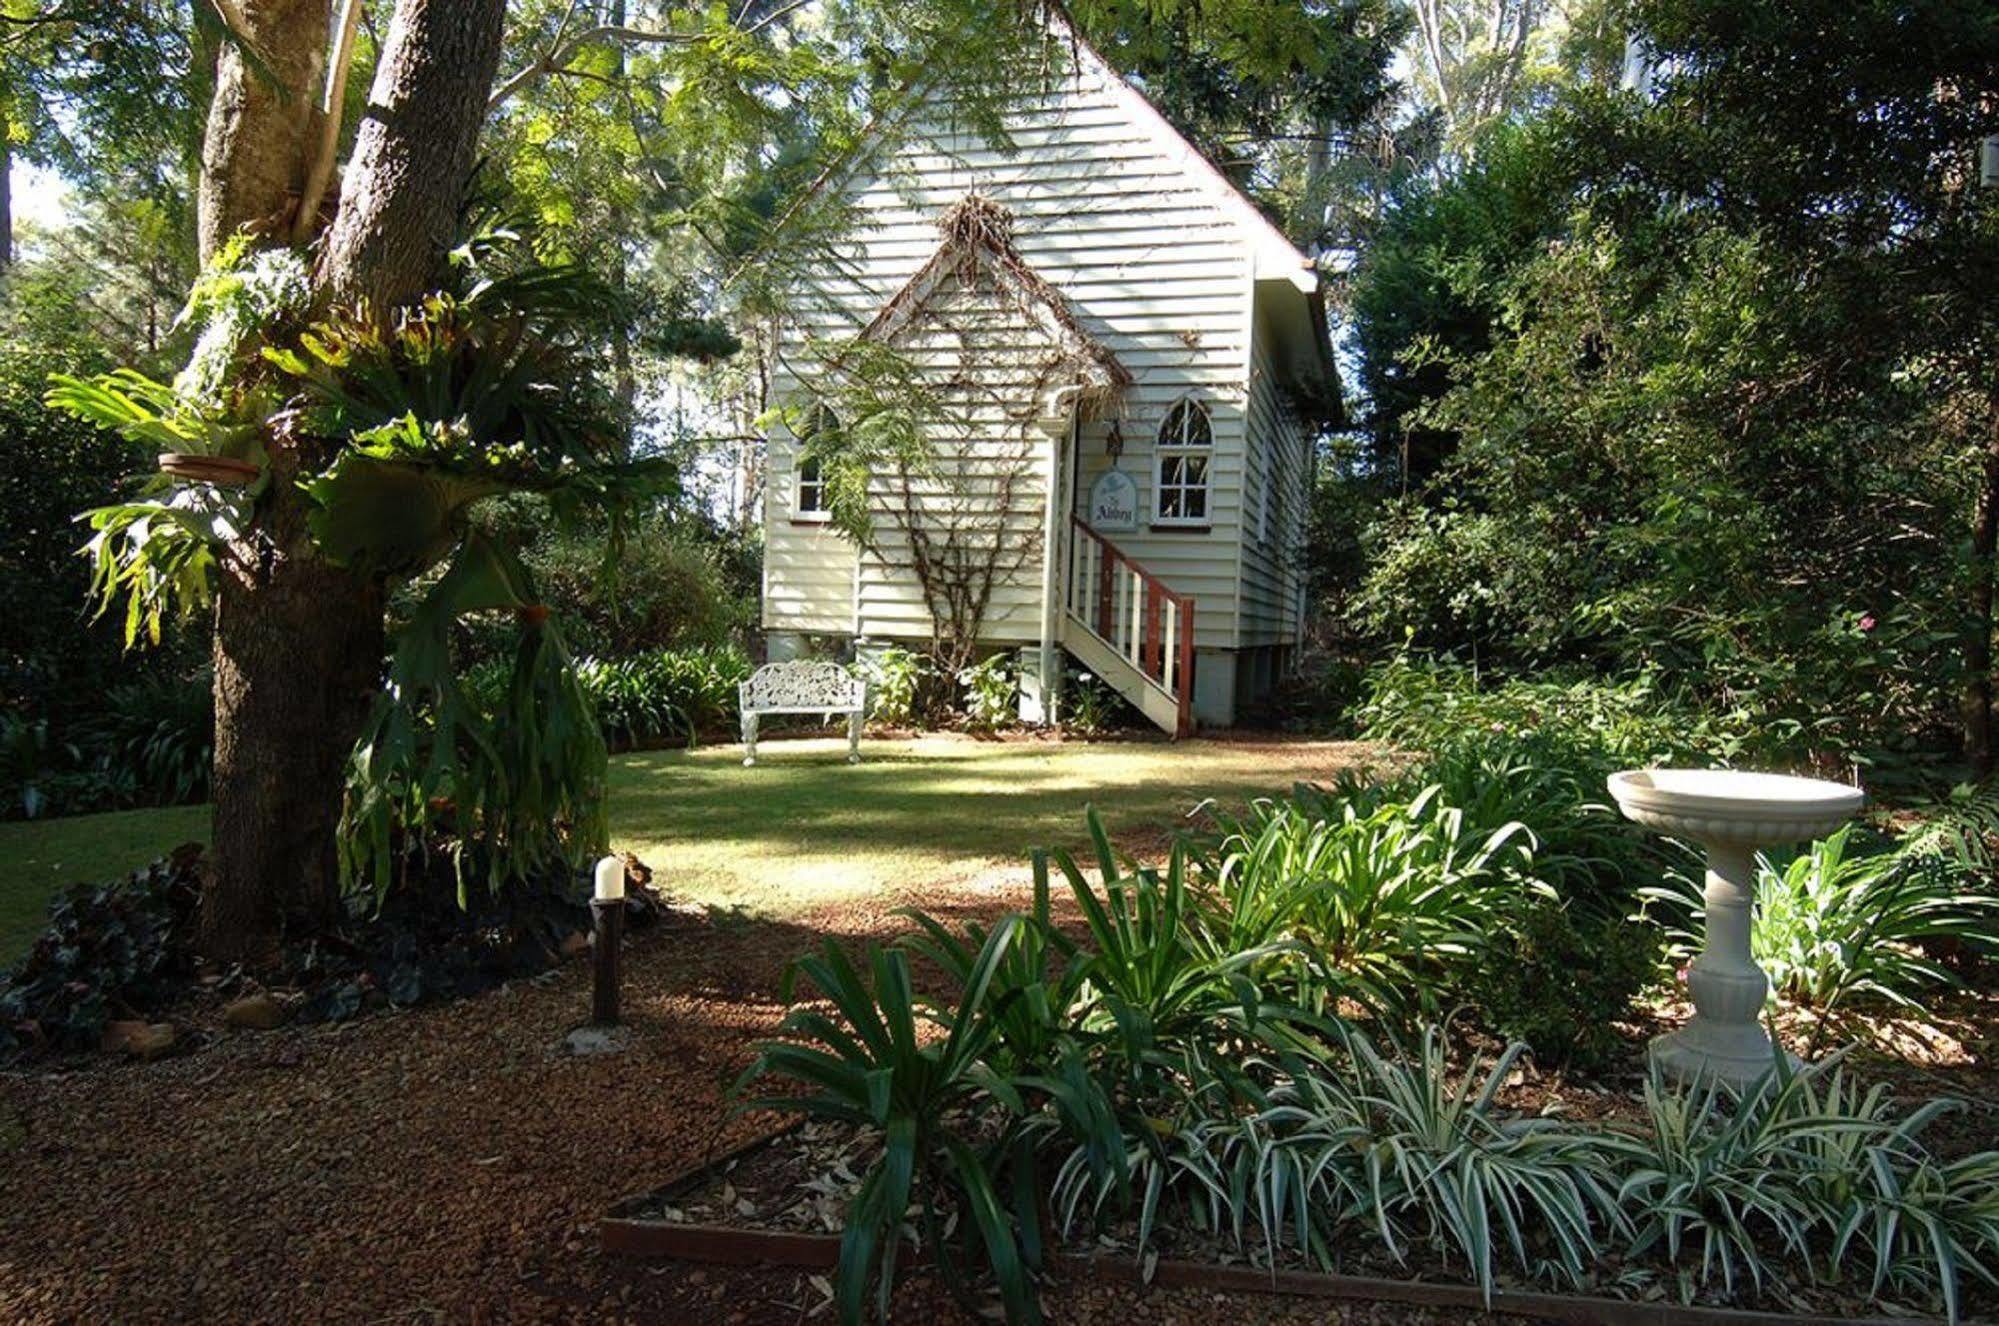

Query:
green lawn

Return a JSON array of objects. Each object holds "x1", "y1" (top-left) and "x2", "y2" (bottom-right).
[
  {"x1": 0, "y1": 735, "x2": 1373, "y2": 964},
  {"x1": 0, "y1": 804, "x2": 211, "y2": 964}
]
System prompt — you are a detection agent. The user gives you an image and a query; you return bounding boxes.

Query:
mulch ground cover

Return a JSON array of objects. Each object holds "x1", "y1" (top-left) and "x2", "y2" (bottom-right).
[{"x1": 6, "y1": 865, "x2": 1997, "y2": 1324}]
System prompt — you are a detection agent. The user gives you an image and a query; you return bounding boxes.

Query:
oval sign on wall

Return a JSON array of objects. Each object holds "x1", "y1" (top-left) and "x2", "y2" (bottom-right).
[{"x1": 1088, "y1": 469, "x2": 1140, "y2": 532}]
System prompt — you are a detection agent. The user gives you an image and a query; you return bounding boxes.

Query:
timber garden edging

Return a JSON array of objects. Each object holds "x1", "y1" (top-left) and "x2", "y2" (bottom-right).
[{"x1": 597, "y1": 1129, "x2": 1935, "y2": 1326}]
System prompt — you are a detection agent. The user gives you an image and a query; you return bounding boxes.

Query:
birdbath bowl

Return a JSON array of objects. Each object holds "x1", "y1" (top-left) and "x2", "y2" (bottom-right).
[{"x1": 1608, "y1": 769, "x2": 1866, "y2": 1088}]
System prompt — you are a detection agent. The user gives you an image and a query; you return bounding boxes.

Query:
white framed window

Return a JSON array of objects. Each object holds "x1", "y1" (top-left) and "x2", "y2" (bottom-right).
[
  {"x1": 1153, "y1": 397, "x2": 1212, "y2": 526},
  {"x1": 792, "y1": 405, "x2": 836, "y2": 522}
]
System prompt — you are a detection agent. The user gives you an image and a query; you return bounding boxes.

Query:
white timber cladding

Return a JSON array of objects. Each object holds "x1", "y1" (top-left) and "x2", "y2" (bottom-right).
[
  {"x1": 763, "y1": 36, "x2": 1316, "y2": 654},
  {"x1": 855, "y1": 258, "x2": 1062, "y2": 643},
  {"x1": 1239, "y1": 300, "x2": 1315, "y2": 646}
]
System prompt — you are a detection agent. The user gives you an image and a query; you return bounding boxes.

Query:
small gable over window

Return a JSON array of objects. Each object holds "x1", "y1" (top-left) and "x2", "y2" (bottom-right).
[{"x1": 1154, "y1": 397, "x2": 1212, "y2": 525}]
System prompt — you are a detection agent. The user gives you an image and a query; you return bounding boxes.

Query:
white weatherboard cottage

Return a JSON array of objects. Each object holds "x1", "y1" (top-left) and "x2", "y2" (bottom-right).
[{"x1": 761, "y1": 27, "x2": 1339, "y2": 735}]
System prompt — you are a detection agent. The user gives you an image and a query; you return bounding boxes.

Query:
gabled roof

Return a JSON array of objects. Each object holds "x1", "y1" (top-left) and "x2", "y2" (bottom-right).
[
  {"x1": 751, "y1": 11, "x2": 1319, "y2": 296},
  {"x1": 861, "y1": 194, "x2": 1132, "y2": 409},
  {"x1": 741, "y1": 10, "x2": 1339, "y2": 411},
  {"x1": 1055, "y1": 18, "x2": 1319, "y2": 292}
]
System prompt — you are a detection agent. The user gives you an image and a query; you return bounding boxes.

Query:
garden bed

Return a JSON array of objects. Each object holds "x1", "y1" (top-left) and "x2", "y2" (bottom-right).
[{"x1": 600, "y1": 1125, "x2": 1939, "y2": 1326}]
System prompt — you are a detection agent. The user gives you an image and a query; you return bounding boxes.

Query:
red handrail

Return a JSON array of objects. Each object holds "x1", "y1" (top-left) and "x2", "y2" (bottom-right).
[
  {"x1": 1070, "y1": 516, "x2": 1194, "y2": 615},
  {"x1": 1067, "y1": 516, "x2": 1196, "y2": 737}
]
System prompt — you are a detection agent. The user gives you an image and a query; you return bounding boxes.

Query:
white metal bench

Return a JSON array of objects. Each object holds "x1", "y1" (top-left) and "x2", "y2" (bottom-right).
[{"x1": 738, "y1": 661, "x2": 869, "y2": 767}]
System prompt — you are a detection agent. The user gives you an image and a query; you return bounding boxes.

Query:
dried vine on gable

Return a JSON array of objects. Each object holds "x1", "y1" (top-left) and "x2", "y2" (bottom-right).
[{"x1": 819, "y1": 194, "x2": 1129, "y2": 683}]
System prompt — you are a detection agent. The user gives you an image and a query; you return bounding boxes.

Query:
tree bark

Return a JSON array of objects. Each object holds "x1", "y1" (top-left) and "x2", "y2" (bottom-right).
[
  {"x1": 201, "y1": 0, "x2": 506, "y2": 962},
  {"x1": 1966, "y1": 391, "x2": 1999, "y2": 779},
  {"x1": 1, "y1": 125, "x2": 13, "y2": 273},
  {"x1": 194, "y1": 0, "x2": 338, "y2": 963},
  {"x1": 207, "y1": 454, "x2": 385, "y2": 962},
  {"x1": 317, "y1": 0, "x2": 507, "y2": 306},
  {"x1": 197, "y1": 0, "x2": 328, "y2": 262}
]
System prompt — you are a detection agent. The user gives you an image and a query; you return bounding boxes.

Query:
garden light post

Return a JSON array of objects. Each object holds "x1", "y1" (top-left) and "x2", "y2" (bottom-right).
[
  {"x1": 592, "y1": 855, "x2": 624, "y2": 1027},
  {"x1": 1608, "y1": 769, "x2": 1864, "y2": 1087}
]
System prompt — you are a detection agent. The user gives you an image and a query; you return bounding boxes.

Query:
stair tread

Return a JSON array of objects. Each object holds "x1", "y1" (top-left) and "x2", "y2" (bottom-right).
[{"x1": 1059, "y1": 617, "x2": 1186, "y2": 737}]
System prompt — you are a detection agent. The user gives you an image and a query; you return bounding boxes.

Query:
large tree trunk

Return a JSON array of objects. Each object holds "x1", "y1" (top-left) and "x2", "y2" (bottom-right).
[
  {"x1": 195, "y1": 0, "x2": 336, "y2": 963},
  {"x1": 200, "y1": 0, "x2": 507, "y2": 962},
  {"x1": 318, "y1": 0, "x2": 507, "y2": 305},
  {"x1": 207, "y1": 459, "x2": 385, "y2": 961},
  {"x1": 197, "y1": 0, "x2": 328, "y2": 261}
]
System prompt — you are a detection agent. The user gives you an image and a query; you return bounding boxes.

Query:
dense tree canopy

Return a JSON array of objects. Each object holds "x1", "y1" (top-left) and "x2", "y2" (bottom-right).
[{"x1": 1341, "y1": 0, "x2": 1999, "y2": 780}]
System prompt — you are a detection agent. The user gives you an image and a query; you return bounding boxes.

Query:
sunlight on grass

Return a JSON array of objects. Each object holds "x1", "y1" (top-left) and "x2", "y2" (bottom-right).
[
  {"x1": 607, "y1": 735, "x2": 1376, "y2": 918},
  {"x1": 0, "y1": 804, "x2": 210, "y2": 965},
  {"x1": 0, "y1": 736, "x2": 1375, "y2": 963}
]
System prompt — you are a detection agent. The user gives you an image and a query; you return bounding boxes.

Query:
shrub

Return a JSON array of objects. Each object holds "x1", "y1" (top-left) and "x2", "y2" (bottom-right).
[
  {"x1": 1051, "y1": 812, "x2": 1312, "y2": 1084},
  {"x1": 1643, "y1": 824, "x2": 1999, "y2": 1019},
  {"x1": 1061, "y1": 668, "x2": 1137, "y2": 736},
  {"x1": 1376, "y1": 727, "x2": 1673, "y2": 914},
  {"x1": 0, "y1": 847, "x2": 202, "y2": 1058},
  {"x1": 489, "y1": 516, "x2": 752, "y2": 660},
  {"x1": 1898, "y1": 780, "x2": 1999, "y2": 882},
  {"x1": 1462, "y1": 901, "x2": 1658, "y2": 1072},
  {"x1": 1199, "y1": 783, "x2": 1540, "y2": 1021},
  {"x1": 1, "y1": 667, "x2": 212, "y2": 820},
  {"x1": 1317, "y1": 1027, "x2": 1627, "y2": 1298},
  {"x1": 79, "y1": 669, "x2": 214, "y2": 806},
  {"x1": 0, "y1": 710, "x2": 75, "y2": 819},
  {"x1": 959, "y1": 653, "x2": 1017, "y2": 729},
  {"x1": 471, "y1": 644, "x2": 750, "y2": 749},
  {"x1": 1269, "y1": 652, "x2": 1369, "y2": 735},
  {"x1": 1050, "y1": 1034, "x2": 1999, "y2": 1322},
  {"x1": 1049, "y1": 1031, "x2": 1630, "y2": 1302},
  {"x1": 746, "y1": 806, "x2": 1999, "y2": 1325},
  {"x1": 896, "y1": 854, "x2": 1085, "y2": 1077},
  {"x1": 861, "y1": 646, "x2": 927, "y2": 727},
  {"x1": 1356, "y1": 655, "x2": 1744, "y2": 770},
  {"x1": 1614, "y1": 1056, "x2": 1996, "y2": 1312}
]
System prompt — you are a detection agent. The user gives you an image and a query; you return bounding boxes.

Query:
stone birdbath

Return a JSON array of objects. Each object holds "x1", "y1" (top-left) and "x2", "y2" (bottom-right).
[{"x1": 1608, "y1": 768, "x2": 1866, "y2": 1087}]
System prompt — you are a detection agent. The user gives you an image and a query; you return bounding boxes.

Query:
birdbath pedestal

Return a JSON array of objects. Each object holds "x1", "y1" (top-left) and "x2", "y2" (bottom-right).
[{"x1": 1607, "y1": 769, "x2": 1865, "y2": 1088}]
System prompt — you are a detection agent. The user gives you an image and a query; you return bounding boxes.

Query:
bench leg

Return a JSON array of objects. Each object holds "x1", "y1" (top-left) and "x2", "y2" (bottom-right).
[
  {"x1": 847, "y1": 709, "x2": 863, "y2": 764},
  {"x1": 741, "y1": 712, "x2": 758, "y2": 767}
]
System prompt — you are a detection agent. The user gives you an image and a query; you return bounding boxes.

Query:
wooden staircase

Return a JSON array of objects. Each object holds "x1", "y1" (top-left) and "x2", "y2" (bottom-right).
[{"x1": 1060, "y1": 516, "x2": 1195, "y2": 737}]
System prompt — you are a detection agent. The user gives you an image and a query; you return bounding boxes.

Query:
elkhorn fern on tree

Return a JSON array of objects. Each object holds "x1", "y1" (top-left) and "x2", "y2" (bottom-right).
[{"x1": 48, "y1": 219, "x2": 680, "y2": 899}]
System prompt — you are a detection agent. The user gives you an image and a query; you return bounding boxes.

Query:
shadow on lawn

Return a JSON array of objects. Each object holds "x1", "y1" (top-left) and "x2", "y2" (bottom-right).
[
  {"x1": 607, "y1": 740, "x2": 1312, "y2": 867},
  {"x1": 643, "y1": 883, "x2": 1056, "y2": 1013}
]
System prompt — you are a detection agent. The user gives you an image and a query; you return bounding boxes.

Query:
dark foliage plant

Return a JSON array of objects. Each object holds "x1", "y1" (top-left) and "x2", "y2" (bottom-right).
[
  {"x1": 1, "y1": 668, "x2": 214, "y2": 820},
  {"x1": 0, "y1": 843, "x2": 664, "y2": 1063},
  {"x1": 1463, "y1": 901, "x2": 1658, "y2": 1072},
  {"x1": 284, "y1": 847, "x2": 613, "y2": 1023},
  {"x1": 0, "y1": 846, "x2": 202, "y2": 1059}
]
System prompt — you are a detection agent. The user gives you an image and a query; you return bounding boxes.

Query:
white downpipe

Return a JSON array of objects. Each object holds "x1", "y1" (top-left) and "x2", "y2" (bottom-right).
[{"x1": 1037, "y1": 387, "x2": 1082, "y2": 724}]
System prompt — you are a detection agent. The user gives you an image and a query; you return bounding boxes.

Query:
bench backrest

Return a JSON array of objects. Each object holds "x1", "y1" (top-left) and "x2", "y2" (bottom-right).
[{"x1": 739, "y1": 661, "x2": 866, "y2": 712}]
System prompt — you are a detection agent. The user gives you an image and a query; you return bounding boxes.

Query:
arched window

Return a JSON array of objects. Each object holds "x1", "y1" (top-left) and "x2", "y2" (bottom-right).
[
  {"x1": 1154, "y1": 398, "x2": 1212, "y2": 525},
  {"x1": 793, "y1": 405, "x2": 837, "y2": 520}
]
